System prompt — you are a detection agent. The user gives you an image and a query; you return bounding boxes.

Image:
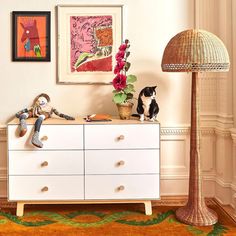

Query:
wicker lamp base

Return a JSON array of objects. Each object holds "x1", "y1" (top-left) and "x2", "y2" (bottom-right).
[
  {"x1": 174, "y1": 72, "x2": 218, "y2": 226},
  {"x1": 176, "y1": 203, "x2": 218, "y2": 226}
]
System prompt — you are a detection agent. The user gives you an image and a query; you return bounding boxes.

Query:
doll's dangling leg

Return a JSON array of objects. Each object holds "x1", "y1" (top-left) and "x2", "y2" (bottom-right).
[
  {"x1": 19, "y1": 113, "x2": 29, "y2": 137},
  {"x1": 31, "y1": 115, "x2": 45, "y2": 148}
]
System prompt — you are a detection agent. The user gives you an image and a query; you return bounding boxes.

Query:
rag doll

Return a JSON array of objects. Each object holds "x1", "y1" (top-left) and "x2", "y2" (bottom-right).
[
  {"x1": 15, "y1": 93, "x2": 75, "y2": 148},
  {"x1": 137, "y1": 86, "x2": 159, "y2": 122}
]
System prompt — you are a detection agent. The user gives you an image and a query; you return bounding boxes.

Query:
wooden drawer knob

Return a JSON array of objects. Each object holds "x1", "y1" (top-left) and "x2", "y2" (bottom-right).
[
  {"x1": 41, "y1": 186, "x2": 48, "y2": 192},
  {"x1": 41, "y1": 161, "x2": 48, "y2": 167},
  {"x1": 41, "y1": 136, "x2": 48, "y2": 141},
  {"x1": 117, "y1": 185, "x2": 125, "y2": 191},
  {"x1": 117, "y1": 160, "x2": 125, "y2": 166},
  {"x1": 117, "y1": 135, "x2": 125, "y2": 141}
]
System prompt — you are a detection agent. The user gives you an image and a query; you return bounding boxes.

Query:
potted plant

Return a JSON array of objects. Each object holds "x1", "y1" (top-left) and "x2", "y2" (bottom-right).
[{"x1": 112, "y1": 39, "x2": 137, "y2": 120}]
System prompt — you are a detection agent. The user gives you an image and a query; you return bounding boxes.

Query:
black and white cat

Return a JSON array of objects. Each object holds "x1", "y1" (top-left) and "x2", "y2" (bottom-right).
[{"x1": 137, "y1": 86, "x2": 159, "y2": 122}]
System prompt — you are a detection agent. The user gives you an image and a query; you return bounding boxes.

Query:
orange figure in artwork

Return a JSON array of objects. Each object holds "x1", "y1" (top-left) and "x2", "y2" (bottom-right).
[{"x1": 20, "y1": 20, "x2": 41, "y2": 57}]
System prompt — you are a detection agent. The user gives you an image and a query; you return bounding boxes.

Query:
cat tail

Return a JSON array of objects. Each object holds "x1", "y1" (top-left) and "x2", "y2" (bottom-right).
[{"x1": 131, "y1": 114, "x2": 140, "y2": 118}]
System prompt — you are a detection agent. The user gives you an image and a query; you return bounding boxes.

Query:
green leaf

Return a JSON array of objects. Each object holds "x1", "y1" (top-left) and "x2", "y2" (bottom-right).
[
  {"x1": 34, "y1": 45, "x2": 41, "y2": 57},
  {"x1": 113, "y1": 93, "x2": 127, "y2": 104},
  {"x1": 127, "y1": 75, "x2": 137, "y2": 83},
  {"x1": 126, "y1": 93, "x2": 133, "y2": 100},
  {"x1": 127, "y1": 84, "x2": 134, "y2": 89},
  {"x1": 126, "y1": 51, "x2": 130, "y2": 58},
  {"x1": 124, "y1": 84, "x2": 134, "y2": 94},
  {"x1": 74, "y1": 52, "x2": 94, "y2": 69},
  {"x1": 112, "y1": 90, "x2": 119, "y2": 94}
]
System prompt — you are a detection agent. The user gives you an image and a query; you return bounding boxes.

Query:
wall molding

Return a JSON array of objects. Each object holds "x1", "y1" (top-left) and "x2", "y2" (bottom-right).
[
  {"x1": 0, "y1": 167, "x2": 7, "y2": 176},
  {"x1": 161, "y1": 127, "x2": 190, "y2": 136},
  {"x1": 215, "y1": 127, "x2": 232, "y2": 138},
  {"x1": 160, "y1": 174, "x2": 188, "y2": 180},
  {"x1": 201, "y1": 113, "x2": 233, "y2": 137},
  {"x1": 201, "y1": 113, "x2": 234, "y2": 125},
  {"x1": 215, "y1": 177, "x2": 235, "y2": 189},
  {"x1": 231, "y1": 128, "x2": 236, "y2": 143},
  {"x1": 215, "y1": 179, "x2": 234, "y2": 205},
  {"x1": 0, "y1": 127, "x2": 7, "y2": 142},
  {"x1": 201, "y1": 127, "x2": 215, "y2": 135},
  {"x1": 0, "y1": 175, "x2": 7, "y2": 180}
]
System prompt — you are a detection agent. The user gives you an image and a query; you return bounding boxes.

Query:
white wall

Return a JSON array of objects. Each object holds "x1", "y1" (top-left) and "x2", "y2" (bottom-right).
[{"x1": 0, "y1": 0, "x2": 195, "y2": 198}]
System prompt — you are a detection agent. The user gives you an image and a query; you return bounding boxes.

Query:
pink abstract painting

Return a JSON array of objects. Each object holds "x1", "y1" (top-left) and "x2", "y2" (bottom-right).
[{"x1": 70, "y1": 15, "x2": 113, "y2": 72}]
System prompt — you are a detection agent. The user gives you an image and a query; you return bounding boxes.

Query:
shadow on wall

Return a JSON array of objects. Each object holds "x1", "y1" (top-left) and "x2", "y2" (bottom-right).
[
  {"x1": 84, "y1": 72, "x2": 167, "y2": 117},
  {"x1": 6, "y1": 70, "x2": 168, "y2": 122},
  {"x1": 82, "y1": 84, "x2": 117, "y2": 116}
]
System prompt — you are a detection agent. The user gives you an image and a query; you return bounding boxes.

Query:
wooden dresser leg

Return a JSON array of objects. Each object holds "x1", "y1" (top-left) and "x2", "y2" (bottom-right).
[
  {"x1": 16, "y1": 202, "x2": 24, "y2": 217},
  {"x1": 144, "y1": 201, "x2": 152, "y2": 215}
]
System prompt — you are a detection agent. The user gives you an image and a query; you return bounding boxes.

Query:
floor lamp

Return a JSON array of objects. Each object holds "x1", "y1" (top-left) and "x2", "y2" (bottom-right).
[{"x1": 161, "y1": 29, "x2": 230, "y2": 226}]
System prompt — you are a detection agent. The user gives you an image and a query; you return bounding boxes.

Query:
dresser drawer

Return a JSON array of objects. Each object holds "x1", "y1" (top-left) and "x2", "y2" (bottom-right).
[
  {"x1": 8, "y1": 125, "x2": 83, "y2": 150},
  {"x1": 84, "y1": 124, "x2": 160, "y2": 149},
  {"x1": 85, "y1": 174, "x2": 159, "y2": 200},
  {"x1": 9, "y1": 176, "x2": 84, "y2": 201},
  {"x1": 9, "y1": 151, "x2": 84, "y2": 175},
  {"x1": 85, "y1": 150, "x2": 159, "y2": 174}
]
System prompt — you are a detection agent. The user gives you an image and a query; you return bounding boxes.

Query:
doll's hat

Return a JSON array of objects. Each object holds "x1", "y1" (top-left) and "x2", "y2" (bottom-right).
[{"x1": 34, "y1": 93, "x2": 51, "y2": 104}]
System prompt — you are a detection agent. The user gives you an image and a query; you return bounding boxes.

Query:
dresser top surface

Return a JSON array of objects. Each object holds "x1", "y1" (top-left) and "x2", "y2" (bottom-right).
[{"x1": 8, "y1": 117, "x2": 160, "y2": 125}]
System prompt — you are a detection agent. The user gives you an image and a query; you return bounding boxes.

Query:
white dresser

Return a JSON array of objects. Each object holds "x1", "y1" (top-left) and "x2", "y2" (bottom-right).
[{"x1": 8, "y1": 118, "x2": 160, "y2": 216}]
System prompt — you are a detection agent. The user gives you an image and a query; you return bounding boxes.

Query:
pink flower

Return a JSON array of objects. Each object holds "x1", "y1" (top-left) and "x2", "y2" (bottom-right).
[
  {"x1": 112, "y1": 74, "x2": 127, "y2": 91},
  {"x1": 115, "y1": 51, "x2": 125, "y2": 61},
  {"x1": 114, "y1": 65, "x2": 120, "y2": 74},
  {"x1": 114, "y1": 60, "x2": 126, "y2": 74},
  {"x1": 119, "y1": 43, "x2": 127, "y2": 51}
]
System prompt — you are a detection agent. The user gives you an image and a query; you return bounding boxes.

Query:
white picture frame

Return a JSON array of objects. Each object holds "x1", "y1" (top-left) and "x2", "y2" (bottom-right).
[{"x1": 57, "y1": 5, "x2": 123, "y2": 84}]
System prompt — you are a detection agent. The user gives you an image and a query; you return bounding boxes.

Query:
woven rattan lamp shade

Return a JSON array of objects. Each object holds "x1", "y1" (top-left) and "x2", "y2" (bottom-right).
[{"x1": 162, "y1": 29, "x2": 230, "y2": 72}]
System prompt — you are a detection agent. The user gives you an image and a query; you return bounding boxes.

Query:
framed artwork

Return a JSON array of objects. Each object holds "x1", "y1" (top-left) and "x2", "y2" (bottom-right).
[
  {"x1": 57, "y1": 5, "x2": 123, "y2": 84},
  {"x1": 12, "y1": 11, "x2": 51, "y2": 61}
]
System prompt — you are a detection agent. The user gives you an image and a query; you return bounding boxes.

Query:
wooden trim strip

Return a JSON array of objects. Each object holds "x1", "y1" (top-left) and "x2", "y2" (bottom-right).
[{"x1": 212, "y1": 198, "x2": 236, "y2": 224}]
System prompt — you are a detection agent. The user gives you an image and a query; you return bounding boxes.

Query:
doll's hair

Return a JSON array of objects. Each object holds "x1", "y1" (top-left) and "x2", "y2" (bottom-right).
[{"x1": 33, "y1": 93, "x2": 51, "y2": 104}]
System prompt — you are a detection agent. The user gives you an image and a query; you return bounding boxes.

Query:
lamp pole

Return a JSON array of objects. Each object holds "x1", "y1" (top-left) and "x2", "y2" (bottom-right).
[{"x1": 175, "y1": 72, "x2": 218, "y2": 226}]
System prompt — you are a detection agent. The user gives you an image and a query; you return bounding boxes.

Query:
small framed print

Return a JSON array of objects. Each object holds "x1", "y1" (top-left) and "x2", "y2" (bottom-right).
[
  {"x1": 12, "y1": 11, "x2": 51, "y2": 61},
  {"x1": 57, "y1": 5, "x2": 123, "y2": 84}
]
